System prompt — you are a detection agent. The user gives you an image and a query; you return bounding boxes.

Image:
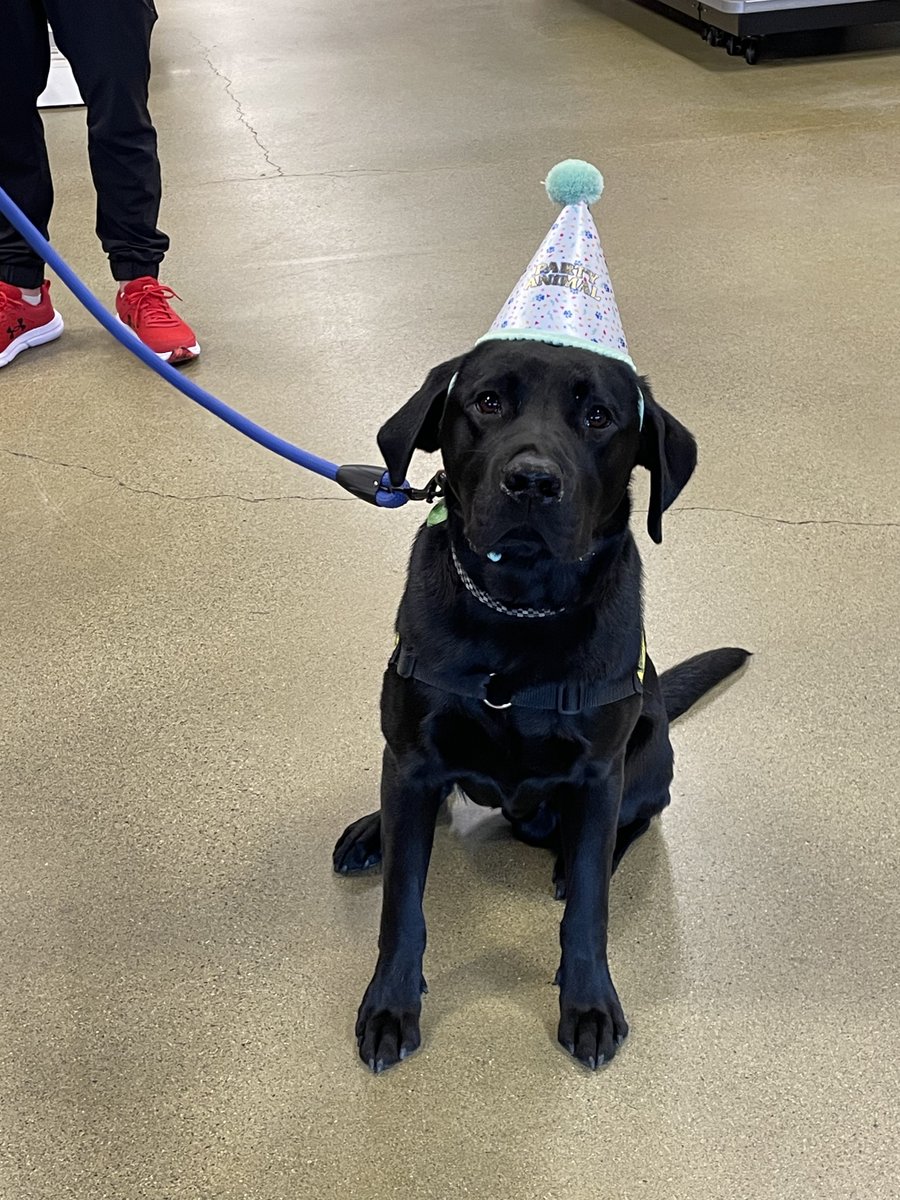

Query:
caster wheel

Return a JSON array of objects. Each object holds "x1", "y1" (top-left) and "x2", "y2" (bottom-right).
[
  {"x1": 726, "y1": 36, "x2": 742, "y2": 56},
  {"x1": 744, "y1": 39, "x2": 761, "y2": 63},
  {"x1": 706, "y1": 26, "x2": 725, "y2": 47}
]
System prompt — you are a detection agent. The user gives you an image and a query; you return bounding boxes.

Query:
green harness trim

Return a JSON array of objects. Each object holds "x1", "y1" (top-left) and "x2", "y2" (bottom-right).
[{"x1": 426, "y1": 499, "x2": 448, "y2": 526}]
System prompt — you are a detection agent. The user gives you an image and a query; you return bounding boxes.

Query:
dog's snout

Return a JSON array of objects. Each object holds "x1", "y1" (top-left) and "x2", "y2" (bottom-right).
[{"x1": 501, "y1": 455, "x2": 563, "y2": 503}]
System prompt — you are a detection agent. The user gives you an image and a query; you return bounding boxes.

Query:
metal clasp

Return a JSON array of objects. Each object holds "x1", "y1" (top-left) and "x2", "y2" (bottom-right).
[{"x1": 483, "y1": 673, "x2": 513, "y2": 710}]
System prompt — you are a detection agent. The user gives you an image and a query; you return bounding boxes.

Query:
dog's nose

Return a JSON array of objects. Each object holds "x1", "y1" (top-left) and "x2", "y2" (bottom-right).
[{"x1": 501, "y1": 455, "x2": 563, "y2": 503}]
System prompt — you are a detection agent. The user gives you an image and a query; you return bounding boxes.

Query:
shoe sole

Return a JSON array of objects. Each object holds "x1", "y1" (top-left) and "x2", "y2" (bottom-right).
[
  {"x1": 0, "y1": 309, "x2": 65, "y2": 369},
  {"x1": 115, "y1": 314, "x2": 200, "y2": 364}
]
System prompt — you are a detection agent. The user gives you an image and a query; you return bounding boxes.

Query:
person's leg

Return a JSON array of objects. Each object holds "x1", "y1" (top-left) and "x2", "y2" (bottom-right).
[
  {"x1": 0, "y1": 0, "x2": 66, "y2": 370},
  {"x1": 0, "y1": 0, "x2": 53, "y2": 290},
  {"x1": 42, "y1": 0, "x2": 199, "y2": 361},
  {"x1": 42, "y1": 0, "x2": 169, "y2": 281}
]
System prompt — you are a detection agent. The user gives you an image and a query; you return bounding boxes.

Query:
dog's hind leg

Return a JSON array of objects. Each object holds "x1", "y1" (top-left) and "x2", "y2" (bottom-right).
[
  {"x1": 509, "y1": 800, "x2": 560, "y2": 848},
  {"x1": 554, "y1": 711, "x2": 673, "y2": 897},
  {"x1": 612, "y1": 709, "x2": 674, "y2": 869},
  {"x1": 510, "y1": 803, "x2": 647, "y2": 898},
  {"x1": 508, "y1": 803, "x2": 570, "y2": 899},
  {"x1": 552, "y1": 816, "x2": 653, "y2": 901},
  {"x1": 333, "y1": 811, "x2": 382, "y2": 874},
  {"x1": 612, "y1": 817, "x2": 653, "y2": 869}
]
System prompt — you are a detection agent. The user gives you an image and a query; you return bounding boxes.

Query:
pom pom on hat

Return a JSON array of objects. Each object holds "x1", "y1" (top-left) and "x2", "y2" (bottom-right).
[{"x1": 545, "y1": 159, "x2": 604, "y2": 207}]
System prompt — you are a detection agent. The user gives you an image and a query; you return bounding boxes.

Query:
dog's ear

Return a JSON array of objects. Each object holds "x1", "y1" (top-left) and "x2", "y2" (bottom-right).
[
  {"x1": 377, "y1": 356, "x2": 465, "y2": 487},
  {"x1": 636, "y1": 380, "x2": 697, "y2": 545}
]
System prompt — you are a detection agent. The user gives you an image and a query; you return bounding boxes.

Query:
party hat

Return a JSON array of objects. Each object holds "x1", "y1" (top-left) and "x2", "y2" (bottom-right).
[{"x1": 479, "y1": 159, "x2": 634, "y2": 370}]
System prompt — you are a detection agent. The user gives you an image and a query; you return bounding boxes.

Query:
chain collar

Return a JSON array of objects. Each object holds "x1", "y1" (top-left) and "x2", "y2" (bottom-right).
[{"x1": 449, "y1": 542, "x2": 565, "y2": 619}]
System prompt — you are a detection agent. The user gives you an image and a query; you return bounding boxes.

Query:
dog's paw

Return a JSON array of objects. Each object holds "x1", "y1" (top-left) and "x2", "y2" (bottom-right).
[
  {"x1": 356, "y1": 1002, "x2": 423, "y2": 1074},
  {"x1": 333, "y1": 811, "x2": 382, "y2": 874},
  {"x1": 355, "y1": 972, "x2": 427, "y2": 1073},
  {"x1": 557, "y1": 988, "x2": 628, "y2": 1070}
]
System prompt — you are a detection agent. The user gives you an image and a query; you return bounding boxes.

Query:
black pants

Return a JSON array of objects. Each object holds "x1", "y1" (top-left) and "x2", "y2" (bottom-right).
[{"x1": 0, "y1": 0, "x2": 169, "y2": 289}]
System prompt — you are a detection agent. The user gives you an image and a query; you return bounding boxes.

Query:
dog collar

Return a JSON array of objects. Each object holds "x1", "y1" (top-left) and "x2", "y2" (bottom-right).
[{"x1": 449, "y1": 542, "x2": 565, "y2": 619}]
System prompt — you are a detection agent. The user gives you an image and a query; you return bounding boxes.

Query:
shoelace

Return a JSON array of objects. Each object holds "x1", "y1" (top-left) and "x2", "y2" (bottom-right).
[
  {"x1": 123, "y1": 282, "x2": 182, "y2": 327},
  {"x1": 0, "y1": 286, "x2": 24, "y2": 318}
]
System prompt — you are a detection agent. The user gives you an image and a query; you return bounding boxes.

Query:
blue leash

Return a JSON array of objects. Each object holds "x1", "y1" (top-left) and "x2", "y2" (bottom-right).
[{"x1": 0, "y1": 184, "x2": 426, "y2": 509}]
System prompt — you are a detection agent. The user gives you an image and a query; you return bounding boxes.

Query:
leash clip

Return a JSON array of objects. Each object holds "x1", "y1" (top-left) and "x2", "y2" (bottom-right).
[
  {"x1": 336, "y1": 466, "x2": 446, "y2": 509},
  {"x1": 401, "y1": 470, "x2": 447, "y2": 504}
]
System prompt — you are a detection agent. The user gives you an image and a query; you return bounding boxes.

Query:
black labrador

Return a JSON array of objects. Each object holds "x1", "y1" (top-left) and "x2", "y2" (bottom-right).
[{"x1": 333, "y1": 339, "x2": 748, "y2": 1073}]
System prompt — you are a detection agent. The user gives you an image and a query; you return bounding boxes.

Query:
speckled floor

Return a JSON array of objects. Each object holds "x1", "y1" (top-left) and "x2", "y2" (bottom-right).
[{"x1": 2, "y1": 2, "x2": 899, "y2": 1197}]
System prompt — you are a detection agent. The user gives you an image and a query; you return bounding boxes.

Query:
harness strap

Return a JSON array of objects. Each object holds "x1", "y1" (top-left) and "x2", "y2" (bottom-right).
[{"x1": 391, "y1": 637, "x2": 644, "y2": 715}]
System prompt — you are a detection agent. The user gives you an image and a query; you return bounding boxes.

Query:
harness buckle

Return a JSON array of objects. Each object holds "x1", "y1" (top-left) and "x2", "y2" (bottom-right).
[
  {"x1": 483, "y1": 673, "x2": 513, "y2": 710},
  {"x1": 556, "y1": 681, "x2": 587, "y2": 716}
]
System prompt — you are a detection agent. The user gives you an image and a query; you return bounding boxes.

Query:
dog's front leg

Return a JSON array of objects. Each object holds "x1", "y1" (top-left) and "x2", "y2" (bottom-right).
[
  {"x1": 556, "y1": 760, "x2": 629, "y2": 1069},
  {"x1": 355, "y1": 747, "x2": 444, "y2": 1073}
]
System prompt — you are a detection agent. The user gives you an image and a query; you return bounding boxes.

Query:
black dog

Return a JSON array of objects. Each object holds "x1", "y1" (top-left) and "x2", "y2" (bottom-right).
[{"x1": 334, "y1": 339, "x2": 748, "y2": 1073}]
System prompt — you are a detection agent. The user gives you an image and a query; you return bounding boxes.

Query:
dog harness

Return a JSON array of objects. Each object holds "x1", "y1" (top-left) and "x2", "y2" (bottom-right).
[
  {"x1": 390, "y1": 633, "x2": 645, "y2": 714},
  {"x1": 407, "y1": 500, "x2": 646, "y2": 712}
]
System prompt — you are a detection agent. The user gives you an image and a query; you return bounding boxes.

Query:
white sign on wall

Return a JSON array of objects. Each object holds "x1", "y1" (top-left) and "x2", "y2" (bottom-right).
[{"x1": 37, "y1": 26, "x2": 83, "y2": 108}]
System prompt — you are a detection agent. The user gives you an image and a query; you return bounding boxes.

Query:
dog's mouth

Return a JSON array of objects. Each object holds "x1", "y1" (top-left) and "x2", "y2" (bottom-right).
[
  {"x1": 463, "y1": 510, "x2": 591, "y2": 564},
  {"x1": 448, "y1": 467, "x2": 597, "y2": 563},
  {"x1": 466, "y1": 524, "x2": 548, "y2": 559}
]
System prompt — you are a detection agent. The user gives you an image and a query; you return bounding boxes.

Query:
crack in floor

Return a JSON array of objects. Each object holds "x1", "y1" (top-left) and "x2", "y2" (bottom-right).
[
  {"x1": 192, "y1": 39, "x2": 284, "y2": 178},
  {"x1": 669, "y1": 505, "x2": 900, "y2": 530},
  {"x1": 1, "y1": 447, "x2": 338, "y2": 504},
  {"x1": 3, "y1": 446, "x2": 898, "y2": 528}
]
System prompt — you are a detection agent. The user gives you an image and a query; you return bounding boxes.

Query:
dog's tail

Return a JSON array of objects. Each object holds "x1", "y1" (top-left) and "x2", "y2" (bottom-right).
[{"x1": 660, "y1": 648, "x2": 750, "y2": 723}]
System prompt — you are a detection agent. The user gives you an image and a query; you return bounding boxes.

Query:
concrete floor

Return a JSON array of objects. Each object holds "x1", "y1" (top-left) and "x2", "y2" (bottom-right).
[{"x1": 2, "y1": 1, "x2": 899, "y2": 1197}]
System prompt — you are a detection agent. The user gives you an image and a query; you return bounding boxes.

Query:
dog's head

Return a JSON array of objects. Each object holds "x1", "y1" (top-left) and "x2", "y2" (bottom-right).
[{"x1": 378, "y1": 340, "x2": 696, "y2": 561}]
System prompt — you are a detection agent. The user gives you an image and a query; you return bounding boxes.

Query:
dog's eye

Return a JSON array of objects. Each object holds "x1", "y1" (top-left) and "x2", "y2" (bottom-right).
[
  {"x1": 585, "y1": 405, "x2": 612, "y2": 430},
  {"x1": 475, "y1": 392, "x2": 502, "y2": 415}
]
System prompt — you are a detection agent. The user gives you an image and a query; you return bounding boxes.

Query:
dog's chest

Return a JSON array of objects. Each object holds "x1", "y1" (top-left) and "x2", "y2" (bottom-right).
[{"x1": 430, "y1": 708, "x2": 590, "y2": 819}]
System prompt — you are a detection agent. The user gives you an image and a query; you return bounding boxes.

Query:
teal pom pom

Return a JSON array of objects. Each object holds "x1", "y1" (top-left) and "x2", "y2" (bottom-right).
[{"x1": 545, "y1": 160, "x2": 604, "y2": 207}]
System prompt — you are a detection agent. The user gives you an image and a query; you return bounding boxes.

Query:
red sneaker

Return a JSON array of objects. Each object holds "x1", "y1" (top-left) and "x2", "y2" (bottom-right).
[
  {"x1": 115, "y1": 276, "x2": 200, "y2": 364},
  {"x1": 0, "y1": 280, "x2": 64, "y2": 369}
]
